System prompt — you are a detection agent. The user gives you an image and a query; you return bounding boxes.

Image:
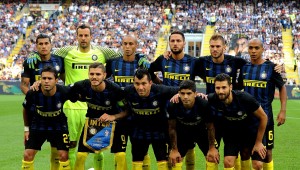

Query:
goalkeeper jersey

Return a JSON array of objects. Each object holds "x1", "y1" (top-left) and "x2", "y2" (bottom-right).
[{"x1": 53, "y1": 46, "x2": 119, "y2": 109}]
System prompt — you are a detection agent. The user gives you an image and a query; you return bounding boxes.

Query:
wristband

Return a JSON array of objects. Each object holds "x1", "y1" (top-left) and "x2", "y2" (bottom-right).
[{"x1": 24, "y1": 126, "x2": 29, "y2": 132}]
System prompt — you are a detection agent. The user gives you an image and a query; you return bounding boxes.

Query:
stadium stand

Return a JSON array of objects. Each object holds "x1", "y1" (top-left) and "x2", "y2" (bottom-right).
[{"x1": 0, "y1": 0, "x2": 299, "y2": 83}]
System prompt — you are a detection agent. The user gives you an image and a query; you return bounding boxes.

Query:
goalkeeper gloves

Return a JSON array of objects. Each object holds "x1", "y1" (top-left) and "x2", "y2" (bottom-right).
[
  {"x1": 138, "y1": 56, "x2": 150, "y2": 69},
  {"x1": 26, "y1": 51, "x2": 41, "y2": 69}
]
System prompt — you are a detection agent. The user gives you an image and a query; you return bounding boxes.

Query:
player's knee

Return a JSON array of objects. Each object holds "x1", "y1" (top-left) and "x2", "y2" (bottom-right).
[
  {"x1": 58, "y1": 150, "x2": 69, "y2": 162},
  {"x1": 252, "y1": 160, "x2": 263, "y2": 170},
  {"x1": 23, "y1": 150, "x2": 35, "y2": 161},
  {"x1": 223, "y1": 157, "x2": 235, "y2": 168},
  {"x1": 206, "y1": 156, "x2": 216, "y2": 163}
]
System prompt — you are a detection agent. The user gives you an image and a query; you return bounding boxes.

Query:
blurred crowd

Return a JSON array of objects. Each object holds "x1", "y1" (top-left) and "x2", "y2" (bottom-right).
[{"x1": 0, "y1": 0, "x2": 300, "y2": 83}]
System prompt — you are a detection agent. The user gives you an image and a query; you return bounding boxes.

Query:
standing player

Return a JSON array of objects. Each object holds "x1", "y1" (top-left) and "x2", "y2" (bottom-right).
[
  {"x1": 70, "y1": 62, "x2": 127, "y2": 170},
  {"x1": 149, "y1": 30, "x2": 196, "y2": 86},
  {"x1": 148, "y1": 31, "x2": 198, "y2": 170},
  {"x1": 106, "y1": 35, "x2": 151, "y2": 170},
  {"x1": 21, "y1": 66, "x2": 71, "y2": 170},
  {"x1": 191, "y1": 34, "x2": 247, "y2": 94},
  {"x1": 21, "y1": 34, "x2": 64, "y2": 170},
  {"x1": 208, "y1": 73, "x2": 268, "y2": 170},
  {"x1": 167, "y1": 80, "x2": 219, "y2": 170},
  {"x1": 238, "y1": 38, "x2": 287, "y2": 170},
  {"x1": 123, "y1": 68, "x2": 179, "y2": 170}
]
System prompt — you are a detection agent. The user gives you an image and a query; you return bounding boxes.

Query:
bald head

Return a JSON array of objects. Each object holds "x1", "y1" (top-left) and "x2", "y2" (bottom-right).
[
  {"x1": 122, "y1": 35, "x2": 138, "y2": 44},
  {"x1": 249, "y1": 38, "x2": 263, "y2": 48},
  {"x1": 122, "y1": 34, "x2": 138, "y2": 59},
  {"x1": 248, "y1": 38, "x2": 264, "y2": 64}
]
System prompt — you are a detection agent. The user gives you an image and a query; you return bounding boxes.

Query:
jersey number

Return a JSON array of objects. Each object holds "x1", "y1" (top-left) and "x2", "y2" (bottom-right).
[{"x1": 268, "y1": 130, "x2": 274, "y2": 140}]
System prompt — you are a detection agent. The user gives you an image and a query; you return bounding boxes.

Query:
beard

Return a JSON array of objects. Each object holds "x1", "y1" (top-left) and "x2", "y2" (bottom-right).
[
  {"x1": 171, "y1": 48, "x2": 183, "y2": 55},
  {"x1": 217, "y1": 90, "x2": 230, "y2": 101}
]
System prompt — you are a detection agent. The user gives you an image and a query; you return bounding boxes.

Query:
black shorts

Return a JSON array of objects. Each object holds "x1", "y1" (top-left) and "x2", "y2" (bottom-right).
[
  {"x1": 264, "y1": 125, "x2": 274, "y2": 150},
  {"x1": 25, "y1": 130, "x2": 69, "y2": 151},
  {"x1": 176, "y1": 126, "x2": 209, "y2": 157},
  {"x1": 214, "y1": 119, "x2": 224, "y2": 149},
  {"x1": 111, "y1": 121, "x2": 129, "y2": 153},
  {"x1": 223, "y1": 127, "x2": 260, "y2": 160},
  {"x1": 130, "y1": 131, "x2": 168, "y2": 162}
]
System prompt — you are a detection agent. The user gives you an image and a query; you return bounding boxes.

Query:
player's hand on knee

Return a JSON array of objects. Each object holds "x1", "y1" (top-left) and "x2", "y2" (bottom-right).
[
  {"x1": 169, "y1": 149, "x2": 182, "y2": 166},
  {"x1": 206, "y1": 147, "x2": 220, "y2": 163},
  {"x1": 252, "y1": 142, "x2": 267, "y2": 159}
]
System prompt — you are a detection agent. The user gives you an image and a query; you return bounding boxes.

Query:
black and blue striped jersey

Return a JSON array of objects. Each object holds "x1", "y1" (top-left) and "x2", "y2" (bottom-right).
[
  {"x1": 166, "y1": 96, "x2": 212, "y2": 129},
  {"x1": 208, "y1": 90, "x2": 260, "y2": 129},
  {"x1": 239, "y1": 60, "x2": 285, "y2": 125},
  {"x1": 149, "y1": 54, "x2": 196, "y2": 86},
  {"x1": 70, "y1": 79, "x2": 125, "y2": 118},
  {"x1": 23, "y1": 85, "x2": 71, "y2": 131},
  {"x1": 124, "y1": 84, "x2": 178, "y2": 139},
  {"x1": 22, "y1": 54, "x2": 64, "y2": 85},
  {"x1": 106, "y1": 54, "x2": 145, "y2": 87},
  {"x1": 191, "y1": 55, "x2": 246, "y2": 94}
]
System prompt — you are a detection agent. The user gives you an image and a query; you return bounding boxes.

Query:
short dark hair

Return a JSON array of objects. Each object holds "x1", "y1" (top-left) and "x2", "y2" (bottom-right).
[
  {"x1": 76, "y1": 24, "x2": 92, "y2": 35},
  {"x1": 179, "y1": 80, "x2": 196, "y2": 92},
  {"x1": 36, "y1": 34, "x2": 51, "y2": 44},
  {"x1": 134, "y1": 68, "x2": 151, "y2": 81},
  {"x1": 214, "y1": 73, "x2": 231, "y2": 85},
  {"x1": 169, "y1": 30, "x2": 185, "y2": 41},
  {"x1": 41, "y1": 65, "x2": 58, "y2": 79},
  {"x1": 89, "y1": 62, "x2": 106, "y2": 72}
]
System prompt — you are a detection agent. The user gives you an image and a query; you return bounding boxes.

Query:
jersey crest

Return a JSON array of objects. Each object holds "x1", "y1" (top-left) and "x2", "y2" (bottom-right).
[
  {"x1": 184, "y1": 64, "x2": 190, "y2": 72},
  {"x1": 260, "y1": 71, "x2": 267, "y2": 79},
  {"x1": 225, "y1": 65, "x2": 232, "y2": 73},
  {"x1": 92, "y1": 54, "x2": 98, "y2": 61}
]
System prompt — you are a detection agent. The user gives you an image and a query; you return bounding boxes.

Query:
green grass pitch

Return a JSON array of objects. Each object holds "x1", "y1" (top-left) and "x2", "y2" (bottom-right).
[{"x1": 0, "y1": 95, "x2": 299, "y2": 169}]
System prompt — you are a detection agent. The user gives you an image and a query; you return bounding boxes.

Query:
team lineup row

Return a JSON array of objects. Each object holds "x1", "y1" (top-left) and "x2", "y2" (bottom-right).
[{"x1": 20, "y1": 24, "x2": 287, "y2": 170}]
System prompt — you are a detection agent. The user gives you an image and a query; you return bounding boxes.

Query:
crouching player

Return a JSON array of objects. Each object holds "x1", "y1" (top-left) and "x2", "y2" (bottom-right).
[{"x1": 167, "y1": 80, "x2": 219, "y2": 170}]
